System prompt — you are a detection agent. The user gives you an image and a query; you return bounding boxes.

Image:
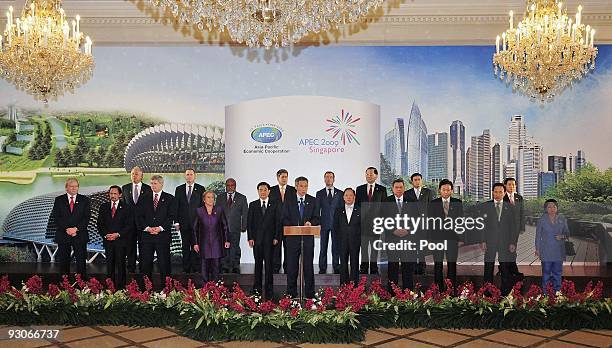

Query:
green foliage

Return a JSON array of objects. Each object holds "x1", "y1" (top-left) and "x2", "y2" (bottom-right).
[
  {"x1": 28, "y1": 120, "x2": 52, "y2": 160},
  {"x1": 550, "y1": 163, "x2": 612, "y2": 202},
  {"x1": 0, "y1": 118, "x2": 15, "y2": 128},
  {"x1": 0, "y1": 247, "x2": 36, "y2": 262},
  {"x1": 207, "y1": 180, "x2": 227, "y2": 196},
  {"x1": 524, "y1": 198, "x2": 612, "y2": 222},
  {"x1": 380, "y1": 154, "x2": 394, "y2": 188}
]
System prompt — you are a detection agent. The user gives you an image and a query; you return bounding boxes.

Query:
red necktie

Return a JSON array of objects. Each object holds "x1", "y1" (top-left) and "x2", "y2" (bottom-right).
[
  {"x1": 69, "y1": 196, "x2": 75, "y2": 213},
  {"x1": 227, "y1": 193, "x2": 233, "y2": 207},
  {"x1": 111, "y1": 202, "x2": 116, "y2": 218},
  {"x1": 368, "y1": 185, "x2": 373, "y2": 202},
  {"x1": 153, "y1": 193, "x2": 159, "y2": 211}
]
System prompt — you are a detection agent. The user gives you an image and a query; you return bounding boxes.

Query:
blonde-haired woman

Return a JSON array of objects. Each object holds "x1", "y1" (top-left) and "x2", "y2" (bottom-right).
[{"x1": 193, "y1": 191, "x2": 230, "y2": 283}]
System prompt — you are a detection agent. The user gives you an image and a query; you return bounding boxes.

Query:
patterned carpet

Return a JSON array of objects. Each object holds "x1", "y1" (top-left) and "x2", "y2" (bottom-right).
[{"x1": 1, "y1": 325, "x2": 611, "y2": 348}]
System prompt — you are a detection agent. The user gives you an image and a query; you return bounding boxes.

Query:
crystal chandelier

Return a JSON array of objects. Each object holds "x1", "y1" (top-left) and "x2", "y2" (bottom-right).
[
  {"x1": 149, "y1": 0, "x2": 384, "y2": 48},
  {"x1": 493, "y1": 0, "x2": 598, "y2": 101},
  {"x1": 0, "y1": 0, "x2": 94, "y2": 103}
]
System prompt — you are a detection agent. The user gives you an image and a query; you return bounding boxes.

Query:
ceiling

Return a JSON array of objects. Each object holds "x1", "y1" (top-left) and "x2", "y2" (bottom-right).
[{"x1": 1, "y1": 0, "x2": 611, "y2": 46}]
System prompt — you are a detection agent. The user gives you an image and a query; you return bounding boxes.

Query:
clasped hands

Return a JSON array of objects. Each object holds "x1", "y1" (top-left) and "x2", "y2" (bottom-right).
[
  {"x1": 146, "y1": 226, "x2": 161, "y2": 235},
  {"x1": 193, "y1": 242, "x2": 230, "y2": 253},
  {"x1": 105, "y1": 232, "x2": 120, "y2": 241},
  {"x1": 65, "y1": 227, "x2": 78, "y2": 237}
]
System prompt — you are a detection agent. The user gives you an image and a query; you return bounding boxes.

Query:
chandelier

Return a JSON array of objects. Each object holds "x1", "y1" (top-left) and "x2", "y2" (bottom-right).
[
  {"x1": 149, "y1": 0, "x2": 384, "y2": 48},
  {"x1": 0, "y1": 0, "x2": 94, "y2": 103},
  {"x1": 493, "y1": 0, "x2": 598, "y2": 101}
]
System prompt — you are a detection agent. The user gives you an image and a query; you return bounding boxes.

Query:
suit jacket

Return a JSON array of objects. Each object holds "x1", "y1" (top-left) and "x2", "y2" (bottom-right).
[
  {"x1": 137, "y1": 191, "x2": 175, "y2": 244},
  {"x1": 174, "y1": 182, "x2": 205, "y2": 232},
  {"x1": 333, "y1": 205, "x2": 361, "y2": 241},
  {"x1": 504, "y1": 192, "x2": 525, "y2": 239},
  {"x1": 282, "y1": 194, "x2": 320, "y2": 227},
  {"x1": 97, "y1": 200, "x2": 132, "y2": 246},
  {"x1": 121, "y1": 182, "x2": 152, "y2": 209},
  {"x1": 52, "y1": 193, "x2": 91, "y2": 244},
  {"x1": 383, "y1": 194, "x2": 414, "y2": 243},
  {"x1": 269, "y1": 184, "x2": 297, "y2": 203},
  {"x1": 215, "y1": 191, "x2": 248, "y2": 233},
  {"x1": 427, "y1": 197, "x2": 464, "y2": 242},
  {"x1": 192, "y1": 205, "x2": 229, "y2": 259},
  {"x1": 480, "y1": 200, "x2": 517, "y2": 253},
  {"x1": 316, "y1": 187, "x2": 343, "y2": 232},
  {"x1": 247, "y1": 199, "x2": 282, "y2": 243},
  {"x1": 355, "y1": 183, "x2": 387, "y2": 206},
  {"x1": 404, "y1": 186, "x2": 434, "y2": 217}
]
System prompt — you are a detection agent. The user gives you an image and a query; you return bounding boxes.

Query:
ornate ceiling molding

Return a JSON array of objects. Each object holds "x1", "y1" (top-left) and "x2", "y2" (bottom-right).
[{"x1": 1, "y1": 0, "x2": 611, "y2": 45}]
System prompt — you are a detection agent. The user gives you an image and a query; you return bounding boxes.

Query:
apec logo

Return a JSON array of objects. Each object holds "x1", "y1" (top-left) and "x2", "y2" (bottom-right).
[{"x1": 251, "y1": 126, "x2": 283, "y2": 143}]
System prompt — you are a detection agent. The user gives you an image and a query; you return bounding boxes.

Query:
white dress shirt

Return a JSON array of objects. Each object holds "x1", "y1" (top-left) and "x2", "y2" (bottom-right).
[{"x1": 345, "y1": 204, "x2": 354, "y2": 222}]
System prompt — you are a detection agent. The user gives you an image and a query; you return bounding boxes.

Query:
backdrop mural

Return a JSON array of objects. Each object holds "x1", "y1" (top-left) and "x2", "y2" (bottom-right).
[{"x1": 1, "y1": 45, "x2": 611, "y2": 264}]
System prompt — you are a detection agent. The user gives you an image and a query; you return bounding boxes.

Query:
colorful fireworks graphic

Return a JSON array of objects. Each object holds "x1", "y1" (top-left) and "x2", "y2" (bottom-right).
[{"x1": 325, "y1": 109, "x2": 361, "y2": 145}]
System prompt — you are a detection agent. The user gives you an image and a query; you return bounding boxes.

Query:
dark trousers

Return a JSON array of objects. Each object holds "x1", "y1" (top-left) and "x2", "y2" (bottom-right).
[
  {"x1": 484, "y1": 246, "x2": 513, "y2": 294},
  {"x1": 180, "y1": 227, "x2": 197, "y2": 273},
  {"x1": 201, "y1": 258, "x2": 221, "y2": 283},
  {"x1": 286, "y1": 235, "x2": 315, "y2": 298},
  {"x1": 105, "y1": 242, "x2": 127, "y2": 289},
  {"x1": 126, "y1": 223, "x2": 139, "y2": 272},
  {"x1": 140, "y1": 241, "x2": 170, "y2": 285},
  {"x1": 339, "y1": 234, "x2": 361, "y2": 285},
  {"x1": 433, "y1": 240, "x2": 458, "y2": 289},
  {"x1": 273, "y1": 237, "x2": 288, "y2": 273},
  {"x1": 360, "y1": 234, "x2": 379, "y2": 271},
  {"x1": 387, "y1": 261, "x2": 415, "y2": 290},
  {"x1": 319, "y1": 228, "x2": 340, "y2": 272},
  {"x1": 222, "y1": 230, "x2": 242, "y2": 271},
  {"x1": 507, "y1": 251, "x2": 520, "y2": 274},
  {"x1": 57, "y1": 240, "x2": 87, "y2": 277},
  {"x1": 253, "y1": 239, "x2": 274, "y2": 297}
]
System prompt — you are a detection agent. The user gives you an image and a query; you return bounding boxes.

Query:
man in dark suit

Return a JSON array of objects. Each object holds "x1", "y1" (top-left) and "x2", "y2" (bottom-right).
[
  {"x1": 427, "y1": 179, "x2": 464, "y2": 290},
  {"x1": 315, "y1": 171, "x2": 342, "y2": 274},
  {"x1": 480, "y1": 183, "x2": 517, "y2": 295},
  {"x1": 355, "y1": 166, "x2": 387, "y2": 274},
  {"x1": 97, "y1": 185, "x2": 132, "y2": 289},
  {"x1": 384, "y1": 178, "x2": 416, "y2": 291},
  {"x1": 503, "y1": 177, "x2": 525, "y2": 278},
  {"x1": 121, "y1": 166, "x2": 152, "y2": 273},
  {"x1": 282, "y1": 176, "x2": 320, "y2": 299},
  {"x1": 137, "y1": 175, "x2": 175, "y2": 287},
  {"x1": 269, "y1": 169, "x2": 297, "y2": 273},
  {"x1": 174, "y1": 168, "x2": 205, "y2": 274},
  {"x1": 404, "y1": 172, "x2": 434, "y2": 274},
  {"x1": 334, "y1": 188, "x2": 361, "y2": 285},
  {"x1": 247, "y1": 182, "x2": 282, "y2": 299},
  {"x1": 52, "y1": 178, "x2": 91, "y2": 277},
  {"x1": 217, "y1": 178, "x2": 248, "y2": 274}
]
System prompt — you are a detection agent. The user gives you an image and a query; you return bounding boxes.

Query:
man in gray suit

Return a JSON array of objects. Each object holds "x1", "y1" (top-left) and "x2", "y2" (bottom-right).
[
  {"x1": 315, "y1": 171, "x2": 342, "y2": 274},
  {"x1": 216, "y1": 178, "x2": 248, "y2": 273}
]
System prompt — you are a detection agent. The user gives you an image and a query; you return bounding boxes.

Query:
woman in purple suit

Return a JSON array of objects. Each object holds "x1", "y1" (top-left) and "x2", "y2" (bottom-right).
[{"x1": 193, "y1": 191, "x2": 230, "y2": 283}]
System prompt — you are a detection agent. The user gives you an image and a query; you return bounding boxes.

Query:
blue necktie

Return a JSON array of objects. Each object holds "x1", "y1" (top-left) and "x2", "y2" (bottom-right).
[{"x1": 299, "y1": 198, "x2": 305, "y2": 221}]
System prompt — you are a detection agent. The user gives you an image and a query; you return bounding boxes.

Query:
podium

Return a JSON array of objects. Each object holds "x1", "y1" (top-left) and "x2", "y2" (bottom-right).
[{"x1": 284, "y1": 225, "x2": 320, "y2": 302}]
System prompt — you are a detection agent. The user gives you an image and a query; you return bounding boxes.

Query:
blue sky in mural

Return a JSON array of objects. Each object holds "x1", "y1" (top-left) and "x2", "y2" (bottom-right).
[{"x1": 1, "y1": 45, "x2": 611, "y2": 168}]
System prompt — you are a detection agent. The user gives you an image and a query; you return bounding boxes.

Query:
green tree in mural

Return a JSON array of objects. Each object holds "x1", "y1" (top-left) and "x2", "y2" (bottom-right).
[
  {"x1": 550, "y1": 163, "x2": 612, "y2": 202},
  {"x1": 380, "y1": 153, "x2": 395, "y2": 188}
]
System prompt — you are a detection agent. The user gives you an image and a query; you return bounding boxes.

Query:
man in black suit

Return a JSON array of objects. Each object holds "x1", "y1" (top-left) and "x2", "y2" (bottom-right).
[
  {"x1": 137, "y1": 175, "x2": 175, "y2": 287},
  {"x1": 315, "y1": 171, "x2": 342, "y2": 274},
  {"x1": 217, "y1": 178, "x2": 248, "y2": 274},
  {"x1": 384, "y1": 178, "x2": 416, "y2": 291},
  {"x1": 282, "y1": 176, "x2": 320, "y2": 298},
  {"x1": 334, "y1": 188, "x2": 361, "y2": 285},
  {"x1": 174, "y1": 168, "x2": 205, "y2": 273},
  {"x1": 404, "y1": 172, "x2": 434, "y2": 274},
  {"x1": 97, "y1": 185, "x2": 132, "y2": 289},
  {"x1": 503, "y1": 177, "x2": 525, "y2": 278},
  {"x1": 427, "y1": 179, "x2": 464, "y2": 290},
  {"x1": 269, "y1": 169, "x2": 297, "y2": 273},
  {"x1": 121, "y1": 166, "x2": 152, "y2": 273},
  {"x1": 247, "y1": 182, "x2": 282, "y2": 299},
  {"x1": 480, "y1": 183, "x2": 517, "y2": 295},
  {"x1": 52, "y1": 178, "x2": 91, "y2": 277},
  {"x1": 355, "y1": 166, "x2": 387, "y2": 274}
]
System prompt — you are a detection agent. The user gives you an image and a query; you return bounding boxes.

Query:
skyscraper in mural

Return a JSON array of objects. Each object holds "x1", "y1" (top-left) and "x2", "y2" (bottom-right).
[
  {"x1": 576, "y1": 150, "x2": 587, "y2": 171},
  {"x1": 492, "y1": 142, "x2": 504, "y2": 184},
  {"x1": 450, "y1": 120, "x2": 465, "y2": 195},
  {"x1": 507, "y1": 115, "x2": 526, "y2": 162},
  {"x1": 427, "y1": 132, "x2": 451, "y2": 183},
  {"x1": 384, "y1": 118, "x2": 408, "y2": 176},
  {"x1": 548, "y1": 155, "x2": 567, "y2": 183},
  {"x1": 406, "y1": 102, "x2": 428, "y2": 178},
  {"x1": 519, "y1": 138, "x2": 543, "y2": 199},
  {"x1": 468, "y1": 129, "x2": 492, "y2": 201}
]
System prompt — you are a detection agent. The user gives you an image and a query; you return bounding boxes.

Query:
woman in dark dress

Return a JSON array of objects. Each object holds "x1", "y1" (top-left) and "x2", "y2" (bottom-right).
[{"x1": 193, "y1": 191, "x2": 230, "y2": 283}]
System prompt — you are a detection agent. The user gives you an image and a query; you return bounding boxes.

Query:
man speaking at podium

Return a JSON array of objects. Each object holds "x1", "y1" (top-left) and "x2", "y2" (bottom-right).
[{"x1": 282, "y1": 176, "x2": 320, "y2": 299}]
